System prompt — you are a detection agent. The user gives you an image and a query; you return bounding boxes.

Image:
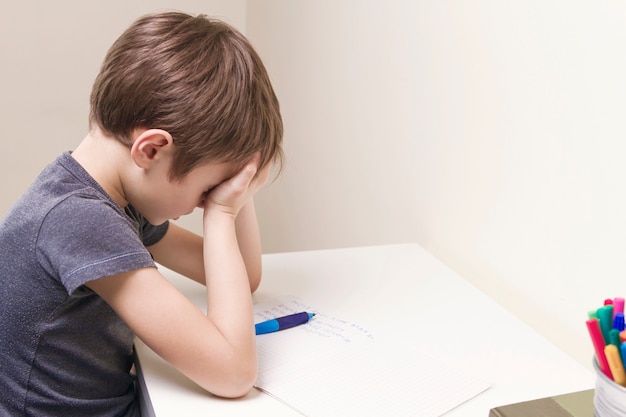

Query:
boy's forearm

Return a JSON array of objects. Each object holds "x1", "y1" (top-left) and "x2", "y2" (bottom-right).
[
  {"x1": 203, "y1": 211, "x2": 256, "y2": 347},
  {"x1": 148, "y1": 200, "x2": 262, "y2": 291},
  {"x1": 235, "y1": 200, "x2": 263, "y2": 292}
]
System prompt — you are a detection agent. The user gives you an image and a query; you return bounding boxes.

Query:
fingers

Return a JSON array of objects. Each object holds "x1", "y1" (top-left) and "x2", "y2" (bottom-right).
[
  {"x1": 237, "y1": 154, "x2": 272, "y2": 193},
  {"x1": 203, "y1": 155, "x2": 268, "y2": 216},
  {"x1": 253, "y1": 162, "x2": 272, "y2": 187},
  {"x1": 229, "y1": 163, "x2": 257, "y2": 195}
]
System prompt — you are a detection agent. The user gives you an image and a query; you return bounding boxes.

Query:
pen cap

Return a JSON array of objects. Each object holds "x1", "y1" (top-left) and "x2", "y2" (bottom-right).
[
  {"x1": 593, "y1": 357, "x2": 626, "y2": 417},
  {"x1": 613, "y1": 313, "x2": 625, "y2": 332}
]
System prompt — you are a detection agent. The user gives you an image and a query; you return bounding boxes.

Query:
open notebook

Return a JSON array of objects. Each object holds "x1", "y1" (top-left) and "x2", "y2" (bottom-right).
[{"x1": 253, "y1": 297, "x2": 491, "y2": 417}]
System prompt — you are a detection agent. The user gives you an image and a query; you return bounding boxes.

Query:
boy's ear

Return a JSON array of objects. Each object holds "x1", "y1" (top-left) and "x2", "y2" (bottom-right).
[{"x1": 130, "y1": 129, "x2": 174, "y2": 169}]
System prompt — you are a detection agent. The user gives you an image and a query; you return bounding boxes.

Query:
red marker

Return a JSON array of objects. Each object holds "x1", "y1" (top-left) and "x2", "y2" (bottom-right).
[{"x1": 586, "y1": 318, "x2": 613, "y2": 379}]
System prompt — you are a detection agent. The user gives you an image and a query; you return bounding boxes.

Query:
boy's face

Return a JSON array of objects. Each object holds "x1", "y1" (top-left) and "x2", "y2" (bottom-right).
[{"x1": 133, "y1": 158, "x2": 238, "y2": 225}]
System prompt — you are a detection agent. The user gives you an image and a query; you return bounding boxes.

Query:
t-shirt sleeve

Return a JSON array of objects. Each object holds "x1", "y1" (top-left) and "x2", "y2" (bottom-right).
[{"x1": 36, "y1": 196, "x2": 158, "y2": 295}]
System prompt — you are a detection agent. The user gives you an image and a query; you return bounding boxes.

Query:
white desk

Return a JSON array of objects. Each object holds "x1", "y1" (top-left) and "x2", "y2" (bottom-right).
[{"x1": 135, "y1": 243, "x2": 593, "y2": 416}]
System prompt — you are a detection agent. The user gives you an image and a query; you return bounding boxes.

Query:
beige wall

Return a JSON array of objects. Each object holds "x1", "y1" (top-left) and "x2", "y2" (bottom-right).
[
  {"x1": 0, "y1": 0, "x2": 246, "y2": 231},
  {"x1": 248, "y1": 0, "x2": 626, "y2": 368},
  {"x1": 3, "y1": 1, "x2": 626, "y2": 370}
]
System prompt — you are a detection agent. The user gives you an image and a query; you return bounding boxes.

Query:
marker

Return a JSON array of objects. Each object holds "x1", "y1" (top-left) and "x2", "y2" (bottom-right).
[
  {"x1": 255, "y1": 312, "x2": 315, "y2": 335},
  {"x1": 587, "y1": 318, "x2": 613, "y2": 379},
  {"x1": 597, "y1": 305, "x2": 614, "y2": 344},
  {"x1": 614, "y1": 297, "x2": 625, "y2": 317},
  {"x1": 609, "y1": 329, "x2": 621, "y2": 347},
  {"x1": 605, "y1": 344, "x2": 626, "y2": 386},
  {"x1": 613, "y1": 313, "x2": 625, "y2": 332}
]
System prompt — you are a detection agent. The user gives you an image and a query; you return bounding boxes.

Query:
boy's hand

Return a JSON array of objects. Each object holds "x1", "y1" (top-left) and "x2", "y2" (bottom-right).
[{"x1": 203, "y1": 154, "x2": 270, "y2": 218}]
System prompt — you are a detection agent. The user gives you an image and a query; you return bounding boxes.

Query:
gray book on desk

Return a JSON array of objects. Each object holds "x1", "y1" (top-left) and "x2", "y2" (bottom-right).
[{"x1": 488, "y1": 389, "x2": 594, "y2": 417}]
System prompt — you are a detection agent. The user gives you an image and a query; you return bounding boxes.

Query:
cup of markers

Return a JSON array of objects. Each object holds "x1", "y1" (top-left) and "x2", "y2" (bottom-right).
[{"x1": 587, "y1": 297, "x2": 626, "y2": 417}]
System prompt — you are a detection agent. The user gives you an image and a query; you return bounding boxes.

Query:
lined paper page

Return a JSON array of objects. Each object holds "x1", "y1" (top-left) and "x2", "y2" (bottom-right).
[{"x1": 253, "y1": 297, "x2": 491, "y2": 417}]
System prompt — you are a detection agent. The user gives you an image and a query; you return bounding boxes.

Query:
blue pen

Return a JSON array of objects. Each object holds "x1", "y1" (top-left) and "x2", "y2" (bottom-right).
[{"x1": 255, "y1": 311, "x2": 315, "y2": 335}]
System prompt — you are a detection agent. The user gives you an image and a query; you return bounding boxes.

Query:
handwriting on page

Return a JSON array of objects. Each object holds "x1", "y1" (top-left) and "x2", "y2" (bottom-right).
[
  {"x1": 254, "y1": 297, "x2": 376, "y2": 387},
  {"x1": 254, "y1": 297, "x2": 374, "y2": 344},
  {"x1": 253, "y1": 296, "x2": 491, "y2": 417}
]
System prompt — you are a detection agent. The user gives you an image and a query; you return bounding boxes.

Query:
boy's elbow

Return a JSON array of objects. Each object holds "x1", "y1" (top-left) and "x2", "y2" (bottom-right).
[
  {"x1": 200, "y1": 356, "x2": 258, "y2": 398},
  {"x1": 212, "y1": 371, "x2": 257, "y2": 399},
  {"x1": 220, "y1": 374, "x2": 257, "y2": 398},
  {"x1": 227, "y1": 360, "x2": 257, "y2": 398}
]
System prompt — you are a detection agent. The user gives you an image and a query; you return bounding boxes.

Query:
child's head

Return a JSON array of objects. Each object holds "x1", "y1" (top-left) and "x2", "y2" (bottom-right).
[{"x1": 89, "y1": 11, "x2": 283, "y2": 180}]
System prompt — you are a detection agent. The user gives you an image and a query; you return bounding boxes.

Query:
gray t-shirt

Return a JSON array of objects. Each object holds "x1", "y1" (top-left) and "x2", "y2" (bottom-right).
[{"x1": 0, "y1": 152, "x2": 169, "y2": 416}]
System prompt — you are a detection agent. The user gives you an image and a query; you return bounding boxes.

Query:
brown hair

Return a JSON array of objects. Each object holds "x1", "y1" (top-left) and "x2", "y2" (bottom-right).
[{"x1": 89, "y1": 11, "x2": 283, "y2": 180}]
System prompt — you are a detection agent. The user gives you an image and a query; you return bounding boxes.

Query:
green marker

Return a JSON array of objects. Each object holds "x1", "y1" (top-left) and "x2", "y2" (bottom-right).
[{"x1": 596, "y1": 305, "x2": 613, "y2": 344}]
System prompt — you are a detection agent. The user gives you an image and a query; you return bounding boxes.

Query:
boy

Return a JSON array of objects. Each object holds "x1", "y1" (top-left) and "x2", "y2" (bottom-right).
[{"x1": 0, "y1": 11, "x2": 283, "y2": 417}]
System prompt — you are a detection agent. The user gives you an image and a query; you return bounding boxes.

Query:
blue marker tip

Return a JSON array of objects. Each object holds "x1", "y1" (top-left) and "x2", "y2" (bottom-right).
[{"x1": 613, "y1": 313, "x2": 625, "y2": 332}]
